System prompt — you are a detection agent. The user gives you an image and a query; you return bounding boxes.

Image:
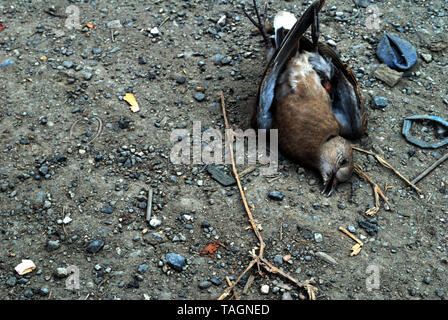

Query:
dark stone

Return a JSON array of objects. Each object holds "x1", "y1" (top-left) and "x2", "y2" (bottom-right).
[
  {"x1": 176, "y1": 76, "x2": 186, "y2": 84},
  {"x1": 5, "y1": 276, "x2": 17, "y2": 287},
  {"x1": 372, "y1": 96, "x2": 388, "y2": 109},
  {"x1": 137, "y1": 264, "x2": 149, "y2": 273},
  {"x1": 207, "y1": 166, "x2": 236, "y2": 186},
  {"x1": 86, "y1": 239, "x2": 104, "y2": 253},
  {"x1": 198, "y1": 280, "x2": 212, "y2": 289},
  {"x1": 358, "y1": 219, "x2": 378, "y2": 235},
  {"x1": 166, "y1": 253, "x2": 186, "y2": 271},
  {"x1": 210, "y1": 277, "x2": 222, "y2": 286},
  {"x1": 46, "y1": 240, "x2": 60, "y2": 251},
  {"x1": 201, "y1": 221, "x2": 211, "y2": 228},
  {"x1": 101, "y1": 206, "x2": 113, "y2": 214},
  {"x1": 268, "y1": 191, "x2": 284, "y2": 201},
  {"x1": 193, "y1": 92, "x2": 206, "y2": 102}
]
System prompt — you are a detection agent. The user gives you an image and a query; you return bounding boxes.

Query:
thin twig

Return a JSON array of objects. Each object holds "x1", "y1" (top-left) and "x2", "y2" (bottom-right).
[
  {"x1": 239, "y1": 166, "x2": 256, "y2": 177},
  {"x1": 225, "y1": 277, "x2": 240, "y2": 300},
  {"x1": 146, "y1": 188, "x2": 153, "y2": 222},
  {"x1": 218, "y1": 259, "x2": 256, "y2": 300},
  {"x1": 220, "y1": 92, "x2": 265, "y2": 257},
  {"x1": 338, "y1": 226, "x2": 364, "y2": 256},
  {"x1": 218, "y1": 92, "x2": 316, "y2": 300},
  {"x1": 242, "y1": 274, "x2": 255, "y2": 294},
  {"x1": 338, "y1": 226, "x2": 363, "y2": 245},
  {"x1": 352, "y1": 146, "x2": 422, "y2": 194},
  {"x1": 69, "y1": 117, "x2": 103, "y2": 145},
  {"x1": 259, "y1": 256, "x2": 317, "y2": 300},
  {"x1": 86, "y1": 117, "x2": 103, "y2": 145},
  {"x1": 159, "y1": 16, "x2": 170, "y2": 28},
  {"x1": 411, "y1": 152, "x2": 448, "y2": 185},
  {"x1": 69, "y1": 120, "x2": 81, "y2": 139}
]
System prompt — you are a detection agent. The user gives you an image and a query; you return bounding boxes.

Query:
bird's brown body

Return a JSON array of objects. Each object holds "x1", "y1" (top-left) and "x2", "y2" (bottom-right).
[
  {"x1": 244, "y1": 0, "x2": 366, "y2": 195},
  {"x1": 273, "y1": 52, "x2": 339, "y2": 169}
]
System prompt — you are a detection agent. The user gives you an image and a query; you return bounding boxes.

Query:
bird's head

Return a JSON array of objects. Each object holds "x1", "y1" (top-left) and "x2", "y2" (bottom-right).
[{"x1": 319, "y1": 135, "x2": 353, "y2": 196}]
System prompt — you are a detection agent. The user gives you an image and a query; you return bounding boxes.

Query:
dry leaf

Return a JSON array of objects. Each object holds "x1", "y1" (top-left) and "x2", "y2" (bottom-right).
[
  {"x1": 84, "y1": 23, "x2": 96, "y2": 29},
  {"x1": 200, "y1": 240, "x2": 222, "y2": 258},
  {"x1": 124, "y1": 93, "x2": 140, "y2": 112}
]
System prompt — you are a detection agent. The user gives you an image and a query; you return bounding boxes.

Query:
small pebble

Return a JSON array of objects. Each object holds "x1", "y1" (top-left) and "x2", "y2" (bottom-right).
[
  {"x1": 260, "y1": 284, "x2": 270, "y2": 294},
  {"x1": 268, "y1": 191, "x2": 284, "y2": 201},
  {"x1": 372, "y1": 96, "x2": 388, "y2": 109},
  {"x1": 166, "y1": 253, "x2": 186, "y2": 271},
  {"x1": 86, "y1": 239, "x2": 105, "y2": 253},
  {"x1": 198, "y1": 280, "x2": 212, "y2": 290},
  {"x1": 193, "y1": 93, "x2": 206, "y2": 102}
]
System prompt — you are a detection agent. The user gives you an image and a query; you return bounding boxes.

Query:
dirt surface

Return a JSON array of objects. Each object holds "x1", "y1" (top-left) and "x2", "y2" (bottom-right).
[{"x1": 0, "y1": 0, "x2": 447, "y2": 300}]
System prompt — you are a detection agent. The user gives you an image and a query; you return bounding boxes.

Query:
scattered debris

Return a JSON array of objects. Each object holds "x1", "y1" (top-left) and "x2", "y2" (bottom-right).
[
  {"x1": 0, "y1": 59, "x2": 15, "y2": 68},
  {"x1": 146, "y1": 188, "x2": 153, "y2": 222},
  {"x1": 315, "y1": 252, "x2": 338, "y2": 265},
  {"x1": 69, "y1": 117, "x2": 103, "y2": 145},
  {"x1": 373, "y1": 64, "x2": 402, "y2": 87},
  {"x1": 62, "y1": 216, "x2": 72, "y2": 224},
  {"x1": 15, "y1": 260, "x2": 36, "y2": 275},
  {"x1": 84, "y1": 23, "x2": 96, "y2": 29},
  {"x1": 353, "y1": 146, "x2": 421, "y2": 195},
  {"x1": 338, "y1": 226, "x2": 364, "y2": 256},
  {"x1": 358, "y1": 219, "x2": 379, "y2": 236},
  {"x1": 376, "y1": 33, "x2": 418, "y2": 70},
  {"x1": 420, "y1": 53, "x2": 432, "y2": 63},
  {"x1": 200, "y1": 240, "x2": 223, "y2": 259},
  {"x1": 107, "y1": 19, "x2": 122, "y2": 29},
  {"x1": 429, "y1": 40, "x2": 447, "y2": 52},
  {"x1": 412, "y1": 152, "x2": 448, "y2": 186},
  {"x1": 207, "y1": 165, "x2": 236, "y2": 186},
  {"x1": 260, "y1": 284, "x2": 270, "y2": 294},
  {"x1": 124, "y1": 93, "x2": 140, "y2": 112},
  {"x1": 268, "y1": 191, "x2": 284, "y2": 201},
  {"x1": 402, "y1": 115, "x2": 448, "y2": 149}
]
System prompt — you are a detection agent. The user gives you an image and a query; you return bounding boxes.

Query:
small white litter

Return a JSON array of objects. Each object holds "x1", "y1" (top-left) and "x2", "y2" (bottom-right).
[{"x1": 15, "y1": 260, "x2": 36, "y2": 275}]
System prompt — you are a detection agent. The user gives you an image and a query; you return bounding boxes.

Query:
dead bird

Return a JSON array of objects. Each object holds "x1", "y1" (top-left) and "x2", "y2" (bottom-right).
[{"x1": 244, "y1": 0, "x2": 367, "y2": 196}]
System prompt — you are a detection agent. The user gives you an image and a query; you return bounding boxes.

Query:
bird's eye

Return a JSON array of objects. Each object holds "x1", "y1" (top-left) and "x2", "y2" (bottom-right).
[{"x1": 340, "y1": 158, "x2": 348, "y2": 166}]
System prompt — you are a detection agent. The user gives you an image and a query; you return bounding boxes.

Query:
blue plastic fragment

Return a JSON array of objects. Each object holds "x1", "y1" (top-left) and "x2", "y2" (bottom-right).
[
  {"x1": 402, "y1": 115, "x2": 448, "y2": 149},
  {"x1": 0, "y1": 59, "x2": 15, "y2": 67},
  {"x1": 376, "y1": 33, "x2": 418, "y2": 70}
]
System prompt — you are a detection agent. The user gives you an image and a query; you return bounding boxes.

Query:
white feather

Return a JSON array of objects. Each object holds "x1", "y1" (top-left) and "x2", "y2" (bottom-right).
[{"x1": 273, "y1": 11, "x2": 297, "y2": 31}]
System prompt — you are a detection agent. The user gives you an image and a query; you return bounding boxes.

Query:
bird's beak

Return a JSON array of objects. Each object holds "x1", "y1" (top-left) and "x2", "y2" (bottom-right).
[{"x1": 321, "y1": 173, "x2": 336, "y2": 197}]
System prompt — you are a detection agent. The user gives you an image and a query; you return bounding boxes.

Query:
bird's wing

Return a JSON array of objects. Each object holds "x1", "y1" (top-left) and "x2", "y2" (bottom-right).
[
  {"x1": 318, "y1": 42, "x2": 367, "y2": 139},
  {"x1": 256, "y1": 0, "x2": 327, "y2": 129},
  {"x1": 297, "y1": 36, "x2": 367, "y2": 139}
]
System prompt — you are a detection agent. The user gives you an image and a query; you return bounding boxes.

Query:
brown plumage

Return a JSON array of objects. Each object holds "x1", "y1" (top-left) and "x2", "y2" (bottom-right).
[{"x1": 244, "y1": 0, "x2": 366, "y2": 195}]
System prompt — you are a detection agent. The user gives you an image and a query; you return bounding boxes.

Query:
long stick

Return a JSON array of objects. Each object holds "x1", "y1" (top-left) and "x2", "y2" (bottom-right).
[
  {"x1": 411, "y1": 152, "x2": 448, "y2": 185},
  {"x1": 220, "y1": 92, "x2": 265, "y2": 257},
  {"x1": 218, "y1": 92, "x2": 316, "y2": 300}
]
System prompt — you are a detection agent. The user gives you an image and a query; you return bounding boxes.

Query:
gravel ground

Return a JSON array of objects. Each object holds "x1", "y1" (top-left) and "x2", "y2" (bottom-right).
[{"x1": 0, "y1": 0, "x2": 447, "y2": 300}]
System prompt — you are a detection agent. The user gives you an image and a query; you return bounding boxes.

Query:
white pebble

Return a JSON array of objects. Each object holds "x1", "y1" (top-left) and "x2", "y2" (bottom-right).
[{"x1": 261, "y1": 284, "x2": 270, "y2": 294}]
